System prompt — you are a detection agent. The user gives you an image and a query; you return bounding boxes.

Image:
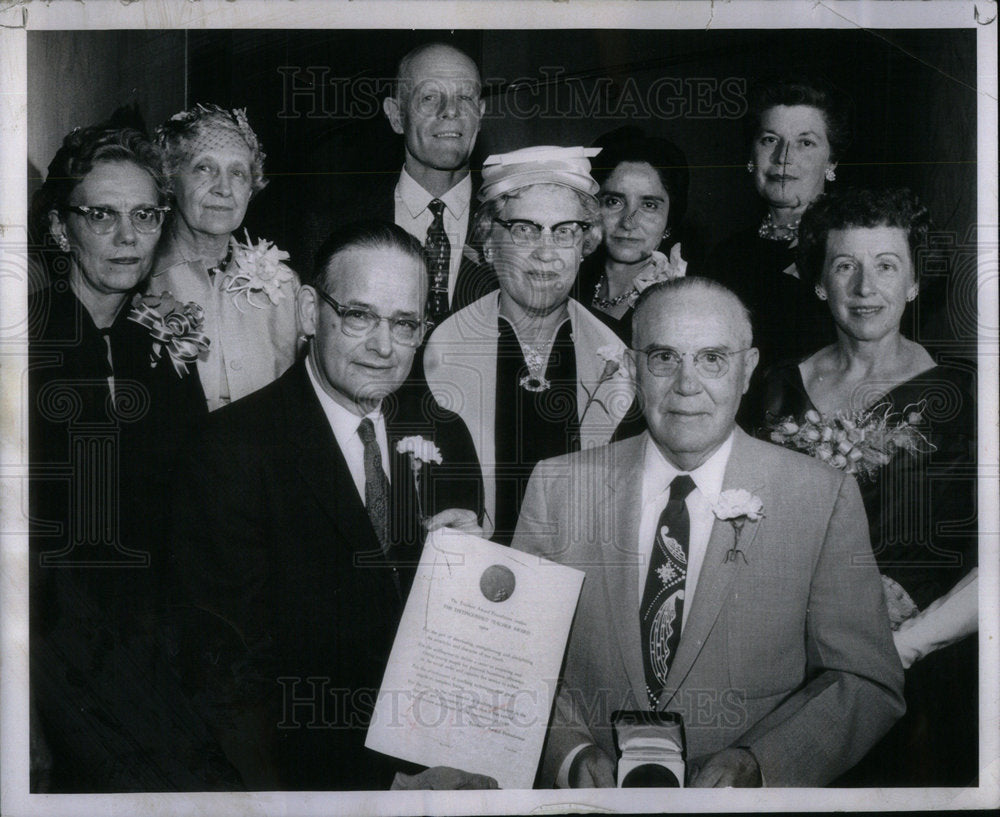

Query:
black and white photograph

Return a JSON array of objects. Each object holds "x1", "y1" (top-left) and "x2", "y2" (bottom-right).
[{"x1": 1, "y1": 1, "x2": 996, "y2": 815}]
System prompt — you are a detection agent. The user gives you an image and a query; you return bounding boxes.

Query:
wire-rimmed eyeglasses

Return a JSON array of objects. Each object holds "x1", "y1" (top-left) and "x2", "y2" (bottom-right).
[
  {"x1": 315, "y1": 289, "x2": 427, "y2": 347},
  {"x1": 630, "y1": 346, "x2": 751, "y2": 379},
  {"x1": 64, "y1": 205, "x2": 170, "y2": 235},
  {"x1": 492, "y1": 218, "x2": 591, "y2": 248}
]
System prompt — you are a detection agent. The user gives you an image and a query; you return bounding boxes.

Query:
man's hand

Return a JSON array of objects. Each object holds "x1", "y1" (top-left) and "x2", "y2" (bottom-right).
[
  {"x1": 425, "y1": 508, "x2": 482, "y2": 537},
  {"x1": 569, "y1": 745, "x2": 616, "y2": 788},
  {"x1": 390, "y1": 766, "x2": 499, "y2": 790},
  {"x1": 688, "y1": 747, "x2": 762, "y2": 787}
]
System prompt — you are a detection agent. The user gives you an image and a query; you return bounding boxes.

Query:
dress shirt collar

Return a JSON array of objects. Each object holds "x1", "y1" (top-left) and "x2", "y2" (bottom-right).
[
  {"x1": 305, "y1": 354, "x2": 386, "y2": 448},
  {"x1": 642, "y1": 430, "x2": 735, "y2": 505},
  {"x1": 397, "y1": 167, "x2": 472, "y2": 220}
]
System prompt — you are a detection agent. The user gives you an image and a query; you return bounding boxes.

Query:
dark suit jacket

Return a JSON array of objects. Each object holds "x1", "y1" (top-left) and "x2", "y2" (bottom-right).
[
  {"x1": 299, "y1": 168, "x2": 491, "y2": 315},
  {"x1": 170, "y1": 359, "x2": 483, "y2": 790},
  {"x1": 514, "y1": 430, "x2": 905, "y2": 787}
]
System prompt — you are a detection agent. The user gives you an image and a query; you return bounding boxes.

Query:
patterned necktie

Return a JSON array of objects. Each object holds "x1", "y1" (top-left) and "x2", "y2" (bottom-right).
[
  {"x1": 424, "y1": 198, "x2": 451, "y2": 325},
  {"x1": 640, "y1": 473, "x2": 696, "y2": 708},
  {"x1": 357, "y1": 418, "x2": 390, "y2": 555}
]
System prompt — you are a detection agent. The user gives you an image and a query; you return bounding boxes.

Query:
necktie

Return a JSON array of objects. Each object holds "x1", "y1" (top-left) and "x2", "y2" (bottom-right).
[
  {"x1": 357, "y1": 418, "x2": 390, "y2": 555},
  {"x1": 424, "y1": 198, "x2": 451, "y2": 325},
  {"x1": 640, "y1": 473, "x2": 696, "y2": 708}
]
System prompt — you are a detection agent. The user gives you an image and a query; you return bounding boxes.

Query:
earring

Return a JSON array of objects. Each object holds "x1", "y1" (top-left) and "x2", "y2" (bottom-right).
[
  {"x1": 746, "y1": 161, "x2": 755, "y2": 174},
  {"x1": 825, "y1": 167, "x2": 837, "y2": 182},
  {"x1": 906, "y1": 290, "x2": 917, "y2": 302},
  {"x1": 662, "y1": 227, "x2": 672, "y2": 241},
  {"x1": 56, "y1": 234, "x2": 70, "y2": 252},
  {"x1": 815, "y1": 286, "x2": 827, "y2": 301}
]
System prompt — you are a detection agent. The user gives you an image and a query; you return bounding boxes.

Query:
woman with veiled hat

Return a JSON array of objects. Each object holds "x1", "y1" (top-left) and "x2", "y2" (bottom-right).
[
  {"x1": 150, "y1": 103, "x2": 300, "y2": 411},
  {"x1": 423, "y1": 146, "x2": 634, "y2": 545}
]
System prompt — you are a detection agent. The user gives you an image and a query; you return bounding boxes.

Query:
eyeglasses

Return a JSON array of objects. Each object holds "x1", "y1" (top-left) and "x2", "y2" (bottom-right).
[
  {"x1": 315, "y1": 289, "x2": 426, "y2": 347},
  {"x1": 64, "y1": 205, "x2": 170, "y2": 235},
  {"x1": 631, "y1": 347, "x2": 751, "y2": 379},
  {"x1": 492, "y1": 218, "x2": 591, "y2": 248}
]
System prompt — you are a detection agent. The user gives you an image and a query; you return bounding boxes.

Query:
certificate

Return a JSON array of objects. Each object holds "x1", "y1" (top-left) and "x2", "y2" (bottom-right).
[{"x1": 365, "y1": 530, "x2": 584, "y2": 790}]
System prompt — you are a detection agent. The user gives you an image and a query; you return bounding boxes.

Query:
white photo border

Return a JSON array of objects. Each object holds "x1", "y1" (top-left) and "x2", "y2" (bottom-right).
[{"x1": 1, "y1": 1, "x2": 996, "y2": 814}]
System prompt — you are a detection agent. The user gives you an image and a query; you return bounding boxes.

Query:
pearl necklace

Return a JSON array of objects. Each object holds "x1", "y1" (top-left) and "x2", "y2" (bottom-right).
[
  {"x1": 592, "y1": 274, "x2": 637, "y2": 310},
  {"x1": 758, "y1": 212, "x2": 800, "y2": 242}
]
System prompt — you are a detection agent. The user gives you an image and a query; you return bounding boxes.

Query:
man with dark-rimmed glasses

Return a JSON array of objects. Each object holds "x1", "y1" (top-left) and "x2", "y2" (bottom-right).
[{"x1": 171, "y1": 220, "x2": 492, "y2": 791}]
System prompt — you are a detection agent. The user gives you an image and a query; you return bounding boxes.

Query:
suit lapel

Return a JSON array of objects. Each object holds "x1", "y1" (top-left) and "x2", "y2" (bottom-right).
[
  {"x1": 661, "y1": 430, "x2": 767, "y2": 705},
  {"x1": 385, "y1": 405, "x2": 425, "y2": 559},
  {"x1": 284, "y1": 362, "x2": 381, "y2": 559},
  {"x1": 599, "y1": 435, "x2": 649, "y2": 702}
]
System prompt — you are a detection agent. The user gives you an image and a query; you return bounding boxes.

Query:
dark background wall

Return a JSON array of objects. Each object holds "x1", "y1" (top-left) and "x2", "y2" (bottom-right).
[{"x1": 28, "y1": 28, "x2": 978, "y2": 355}]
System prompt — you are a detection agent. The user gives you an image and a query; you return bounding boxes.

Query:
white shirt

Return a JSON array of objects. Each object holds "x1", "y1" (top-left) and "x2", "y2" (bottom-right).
[
  {"x1": 557, "y1": 430, "x2": 736, "y2": 787},
  {"x1": 394, "y1": 168, "x2": 472, "y2": 304},
  {"x1": 637, "y1": 431, "x2": 735, "y2": 628},
  {"x1": 305, "y1": 355, "x2": 390, "y2": 504}
]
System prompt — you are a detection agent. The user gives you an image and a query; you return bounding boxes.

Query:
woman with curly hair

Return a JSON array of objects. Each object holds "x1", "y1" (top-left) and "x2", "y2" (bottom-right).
[
  {"x1": 29, "y1": 123, "x2": 235, "y2": 791},
  {"x1": 757, "y1": 187, "x2": 977, "y2": 786},
  {"x1": 150, "y1": 103, "x2": 300, "y2": 411}
]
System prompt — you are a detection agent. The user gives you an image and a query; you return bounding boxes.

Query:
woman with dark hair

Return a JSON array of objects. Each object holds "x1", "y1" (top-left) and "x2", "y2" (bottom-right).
[
  {"x1": 577, "y1": 128, "x2": 689, "y2": 346},
  {"x1": 29, "y1": 124, "x2": 234, "y2": 791},
  {"x1": 757, "y1": 187, "x2": 977, "y2": 786},
  {"x1": 150, "y1": 103, "x2": 300, "y2": 411},
  {"x1": 706, "y1": 75, "x2": 854, "y2": 368}
]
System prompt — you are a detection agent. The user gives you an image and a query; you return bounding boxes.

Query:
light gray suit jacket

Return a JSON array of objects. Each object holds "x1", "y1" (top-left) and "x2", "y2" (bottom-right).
[{"x1": 513, "y1": 429, "x2": 905, "y2": 787}]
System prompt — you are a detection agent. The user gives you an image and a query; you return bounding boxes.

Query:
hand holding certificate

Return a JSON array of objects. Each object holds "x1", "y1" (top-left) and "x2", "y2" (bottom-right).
[{"x1": 365, "y1": 529, "x2": 584, "y2": 790}]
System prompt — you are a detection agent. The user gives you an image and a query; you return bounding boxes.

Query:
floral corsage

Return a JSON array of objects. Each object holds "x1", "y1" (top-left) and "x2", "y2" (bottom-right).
[
  {"x1": 713, "y1": 489, "x2": 764, "y2": 564},
  {"x1": 223, "y1": 230, "x2": 297, "y2": 311},
  {"x1": 397, "y1": 436, "x2": 443, "y2": 522},
  {"x1": 580, "y1": 345, "x2": 630, "y2": 424},
  {"x1": 128, "y1": 291, "x2": 210, "y2": 377},
  {"x1": 767, "y1": 402, "x2": 935, "y2": 481},
  {"x1": 627, "y1": 243, "x2": 688, "y2": 306}
]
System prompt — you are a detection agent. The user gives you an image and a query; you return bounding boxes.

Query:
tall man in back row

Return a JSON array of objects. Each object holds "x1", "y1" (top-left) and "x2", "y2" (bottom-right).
[
  {"x1": 514, "y1": 277, "x2": 904, "y2": 787},
  {"x1": 382, "y1": 42, "x2": 487, "y2": 321}
]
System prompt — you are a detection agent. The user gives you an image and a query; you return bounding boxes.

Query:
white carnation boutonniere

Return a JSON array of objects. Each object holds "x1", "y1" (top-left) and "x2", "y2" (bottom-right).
[
  {"x1": 627, "y1": 243, "x2": 688, "y2": 307},
  {"x1": 396, "y1": 436, "x2": 443, "y2": 523},
  {"x1": 580, "y1": 345, "x2": 629, "y2": 424},
  {"x1": 223, "y1": 230, "x2": 296, "y2": 312},
  {"x1": 713, "y1": 489, "x2": 764, "y2": 564},
  {"x1": 128, "y1": 291, "x2": 210, "y2": 377}
]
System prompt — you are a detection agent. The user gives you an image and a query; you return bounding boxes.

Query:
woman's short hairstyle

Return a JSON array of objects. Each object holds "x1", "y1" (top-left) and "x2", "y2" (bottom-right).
[
  {"x1": 797, "y1": 187, "x2": 931, "y2": 287},
  {"x1": 745, "y1": 76, "x2": 854, "y2": 163},
  {"x1": 590, "y1": 126, "x2": 690, "y2": 230},
  {"x1": 471, "y1": 183, "x2": 602, "y2": 258},
  {"x1": 155, "y1": 103, "x2": 268, "y2": 195},
  {"x1": 32, "y1": 125, "x2": 167, "y2": 244}
]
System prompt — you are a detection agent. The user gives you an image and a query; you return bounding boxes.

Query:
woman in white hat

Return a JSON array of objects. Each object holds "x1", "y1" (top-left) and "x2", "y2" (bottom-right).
[{"x1": 423, "y1": 146, "x2": 634, "y2": 544}]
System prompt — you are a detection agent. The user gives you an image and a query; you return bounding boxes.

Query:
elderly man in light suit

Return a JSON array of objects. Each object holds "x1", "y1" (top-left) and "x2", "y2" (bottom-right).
[{"x1": 513, "y1": 276, "x2": 904, "y2": 787}]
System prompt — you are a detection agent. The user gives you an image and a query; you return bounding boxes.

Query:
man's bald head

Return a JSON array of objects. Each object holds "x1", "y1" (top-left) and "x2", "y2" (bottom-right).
[
  {"x1": 632, "y1": 277, "x2": 754, "y2": 352},
  {"x1": 395, "y1": 43, "x2": 481, "y2": 100},
  {"x1": 628, "y1": 278, "x2": 758, "y2": 471},
  {"x1": 384, "y1": 43, "x2": 484, "y2": 182}
]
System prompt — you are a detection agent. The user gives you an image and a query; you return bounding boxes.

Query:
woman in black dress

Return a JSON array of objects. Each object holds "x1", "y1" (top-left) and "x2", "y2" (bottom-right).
[
  {"x1": 705, "y1": 76, "x2": 853, "y2": 370},
  {"x1": 578, "y1": 128, "x2": 689, "y2": 347},
  {"x1": 758, "y1": 187, "x2": 977, "y2": 786},
  {"x1": 29, "y1": 124, "x2": 234, "y2": 790}
]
